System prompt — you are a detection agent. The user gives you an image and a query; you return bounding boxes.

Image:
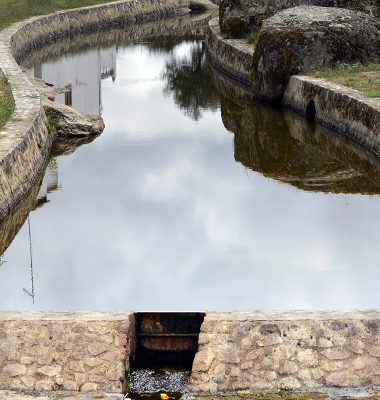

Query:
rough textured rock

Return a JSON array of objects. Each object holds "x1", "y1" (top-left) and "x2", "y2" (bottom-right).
[
  {"x1": 250, "y1": 6, "x2": 380, "y2": 102},
  {"x1": 219, "y1": 0, "x2": 380, "y2": 38},
  {"x1": 42, "y1": 96, "x2": 105, "y2": 138}
]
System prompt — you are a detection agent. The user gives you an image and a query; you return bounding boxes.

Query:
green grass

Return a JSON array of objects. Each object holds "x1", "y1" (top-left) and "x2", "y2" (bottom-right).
[
  {"x1": 0, "y1": 0, "x2": 119, "y2": 31},
  {"x1": 0, "y1": 74, "x2": 15, "y2": 131},
  {"x1": 313, "y1": 62, "x2": 380, "y2": 98}
]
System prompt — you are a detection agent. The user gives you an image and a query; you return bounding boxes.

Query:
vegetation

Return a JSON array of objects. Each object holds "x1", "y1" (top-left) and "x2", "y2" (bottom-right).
[
  {"x1": 0, "y1": 73, "x2": 15, "y2": 131},
  {"x1": 246, "y1": 29, "x2": 258, "y2": 44},
  {"x1": 0, "y1": 0, "x2": 118, "y2": 31},
  {"x1": 45, "y1": 108, "x2": 57, "y2": 133},
  {"x1": 313, "y1": 62, "x2": 380, "y2": 98}
]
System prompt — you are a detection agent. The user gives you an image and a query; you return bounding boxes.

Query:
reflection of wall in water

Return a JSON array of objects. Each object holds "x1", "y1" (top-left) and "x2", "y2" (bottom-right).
[
  {"x1": 28, "y1": 47, "x2": 116, "y2": 114},
  {"x1": 35, "y1": 161, "x2": 60, "y2": 210}
]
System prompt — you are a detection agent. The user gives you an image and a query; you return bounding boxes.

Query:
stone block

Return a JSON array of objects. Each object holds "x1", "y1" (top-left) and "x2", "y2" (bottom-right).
[
  {"x1": 246, "y1": 350, "x2": 260, "y2": 360},
  {"x1": 260, "y1": 370, "x2": 276, "y2": 381},
  {"x1": 298, "y1": 369, "x2": 311, "y2": 380},
  {"x1": 2, "y1": 364, "x2": 26, "y2": 377},
  {"x1": 261, "y1": 357, "x2": 279, "y2": 371},
  {"x1": 68, "y1": 361, "x2": 85, "y2": 372},
  {"x1": 212, "y1": 364, "x2": 226, "y2": 383},
  {"x1": 241, "y1": 362, "x2": 253, "y2": 370},
  {"x1": 350, "y1": 339, "x2": 365, "y2": 354},
  {"x1": 279, "y1": 377, "x2": 301, "y2": 389},
  {"x1": 321, "y1": 348, "x2": 352, "y2": 360},
  {"x1": 369, "y1": 346, "x2": 380, "y2": 357},
  {"x1": 326, "y1": 371, "x2": 363, "y2": 387},
  {"x1": 295, "y1": 349, "x2": 319, "y2": 367},
  {"x1": 37, "y1": 364, "x2": 62, "y2": 377},
  {"x1": 19, "y1": 357, "x2": 34, "y2": 365},
  {"x1": 192, "y1": 347, "x2": 215, "y2": 372},
  {"x1": 20, "y1": 376, "x2": 35, "y2": 388},
  {"x1": 88, "y1": 341, "x2": 109, "y2": 356},
  {"x1": 35, "y1": 379, "x2": 54, "y2": 391},
  {"x1": 321, "y1": 361, "x2": 347, "y2": 372},
  {"x1": 82, "y1": 382, "x2": 98, "y2": 391},
  {"x1": 318, "y1": 338, "x2": 333, "y2": 348},
  {"x1": 311, "y1": 367, "x2": 324, "y2": 380},
  {"x1": 74, "y1": 372, "x2": 87, "y2": 385},
  {"x1": 85, "y1": 357, "x2": 104, "y2": 367},
  {"x1": 265, "y1": 333, "x2": 283, "y2": 347},
  {"x1": 279, "y1": 361, "x2": 298, "y2": 376},
  {"x1": 350, "y1": 356, "x2": 378, "y2": 371},
  {"x1": 230, "y1": 365, "x2": 240, "y2": 377},
  {"x1": 106, "y1": 361, "x2": 124, "y2": 382}
]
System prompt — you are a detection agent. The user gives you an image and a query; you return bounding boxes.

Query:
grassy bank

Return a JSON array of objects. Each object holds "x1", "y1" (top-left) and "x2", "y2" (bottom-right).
[
  {"x1": 0, "y1": 0, "x2": 118, "y2": 31},
  {"x1": 0, "y1": 73, "x2": 15, "y2": 131},
  {"x1": 313, "y1": 62, "x2": 380, "y2": 98}
]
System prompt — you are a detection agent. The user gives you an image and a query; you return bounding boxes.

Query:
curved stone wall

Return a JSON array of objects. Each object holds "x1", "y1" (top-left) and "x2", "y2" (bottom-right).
[
  {"x1": 0, "y1": 0, "x2": 189, "y2": 220},
  {"x1": 205, "y1": 18, "x2": 380, "y2": 155}
]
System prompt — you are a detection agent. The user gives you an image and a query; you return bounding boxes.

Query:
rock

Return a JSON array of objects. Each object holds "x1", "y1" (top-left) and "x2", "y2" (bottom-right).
[
  {"x1": 193, "y1": 347, "x2": 215, "y2": 372},
  {"x1": 190, "y1": 0, "x2": 218, "y2": 11},
  {"x1": 321, "y1": 361, "x2": 347, "y2": 372},
  {"x1": 326, "y1": 371, "x2": 363, "y2": 387},
  {"x1": 279, "y1": 377, "x2": 301, "y2": 389},
  {"x1": 311, "y1": 367, "x2": 324, "y2": 380},
  {"x1": 261, "y1": 357, "x2": 279, "y2": 371},
  {"x1": 350, "y1": 339, "x2": 365, "y2": 354},
  {"x1": 259, "y1": 324, "x2": 280, "y2": 335},
  {"x1": 298, "y1": 369, "x2": 312, "y2": 380},
  {"x1": 350, "y1": 356, "x2": 378, "y2": 371},
  {"x1": 250, "y1": 6, "x2": 380, "y2": 102},
  {"x1": 241, "y1": 361, "x2": 253, "y2": 369},
  {"x1": 295, "y1": 349, "x2": 319, "y2": 367},
  {"x1": 218, "y1": 0, "x2": 380, "y2": 38},
  {"x1": 330, "y1": 321, "x2": 345, "y2": 331},
  {"x1": 345, "y1": 323, "x2": 362, "y2": 337},
  {"x1": 2, "y1": 364, "x2": 27, "y2": 377},
  {"x1": 88, "y1": 341, "x2": 109, "y2": 356},
  {"x1": 369, "y1": 346, "x2": 380, "y2": 357},
  {"x1": 321, "y1": 347, "x2": 352, "y2": 360},
  {"x1": 212, "y1": 364, "x2": 226, "y2": 383},
  {"x1": 319, "y1": 338, "x2": 334, "y2": 348},
  {"x1": 246, "y1": 350, "x2": 260, "y2": 360},
  {"x1": 37, "y1": 364, "x2": 62, "y2": 377},
  {"x1": 82, "y1": 382, "x2": 98, "y2": 392},
  {"x1": 279, "y1": 361, "x2": 298, "y2": 375},
  {"x1": 42, "y1": 96, "x2": 105, "y2": 138},
  {"x1": 265, "y1": 333, "x2": 283, "y2": 347}
]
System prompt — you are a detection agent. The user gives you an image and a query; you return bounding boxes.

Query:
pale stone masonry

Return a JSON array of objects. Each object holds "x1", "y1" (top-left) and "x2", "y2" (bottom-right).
[
  {"x1": 187, "y1": 311, "x2": 380, "y2": 392},
  {"x1": 3, "y1": 311, "x2": 380, "y2": 394},
  {"x1": 0, "y1": 312, "x2": 134, "y2": 393}
]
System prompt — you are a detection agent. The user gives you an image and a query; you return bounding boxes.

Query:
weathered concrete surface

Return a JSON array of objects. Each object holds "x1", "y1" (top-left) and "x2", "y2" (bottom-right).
[
  {"x1": 187, "y1": 311, "x2": 380, "y2": 392},
  {"x1": 251, "y1": 6, "x2": 380, "y2": 102},
  {"x1": 0, "y1": 0, "x2": 197, "y2": 220},
  {"x1": 0, "y1": 312, "x2": 134, "y2": 393},
  {"x1": 283, "y1": 75, "x2": 380, "y2": 157},
  {"x1": 219, "y1": 0, "x2": 380, "y2": 38},
  {"x1": 205, "y1": 18, "x2": 253, "y2": 85}
]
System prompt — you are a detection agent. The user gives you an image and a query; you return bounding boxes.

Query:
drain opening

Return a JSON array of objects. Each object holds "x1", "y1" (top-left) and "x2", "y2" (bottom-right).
[
  {"x1": 306, "y1": 99, "x2": 316, "y2": 120},
  {"x1": 127, "y1": 312, "x2": 205, "y2": 400}
]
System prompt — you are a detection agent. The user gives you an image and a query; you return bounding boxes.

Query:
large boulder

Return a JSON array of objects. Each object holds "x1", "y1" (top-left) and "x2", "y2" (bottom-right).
[
  {"x1": 250, "y1": 6, "x2": 380, "y2": 102},
  {"x1": 219, "y1": 0, "x2": 380, "y2": 38}
]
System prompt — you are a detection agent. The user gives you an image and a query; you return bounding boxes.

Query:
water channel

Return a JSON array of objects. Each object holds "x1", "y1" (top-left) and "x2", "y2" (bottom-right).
[{"x1": 1, "y1": 12, "x2": 380, "y2": 311}]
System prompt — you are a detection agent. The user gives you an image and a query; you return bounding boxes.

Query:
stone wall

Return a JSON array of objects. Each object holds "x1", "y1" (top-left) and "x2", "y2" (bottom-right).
[
  {"x1": 187, "y1": 311, "x2": 380, "y2": 392},
  {"x1": 205, "y1": 18, "x2": 380, "y2": 157},
  {"x1": 0, "y1": 312, "x2": 134, "y2": 393},
  {"x1": 0, "y1": 0, "x2": 191, "y2": 220},
  {"x1": 205, "y1": 18, "x2": 253, "y2": 85}
]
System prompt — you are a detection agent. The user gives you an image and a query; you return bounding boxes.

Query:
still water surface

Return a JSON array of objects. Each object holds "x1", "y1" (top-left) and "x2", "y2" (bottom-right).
[{"x1": 1, "y1": 22, "x2": 380, "y2": 311}]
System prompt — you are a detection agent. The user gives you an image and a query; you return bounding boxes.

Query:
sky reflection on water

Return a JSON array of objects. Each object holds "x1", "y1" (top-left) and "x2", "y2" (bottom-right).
[{"x1": 1, "y1": 34, "x2": 380, "y2": 311}]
